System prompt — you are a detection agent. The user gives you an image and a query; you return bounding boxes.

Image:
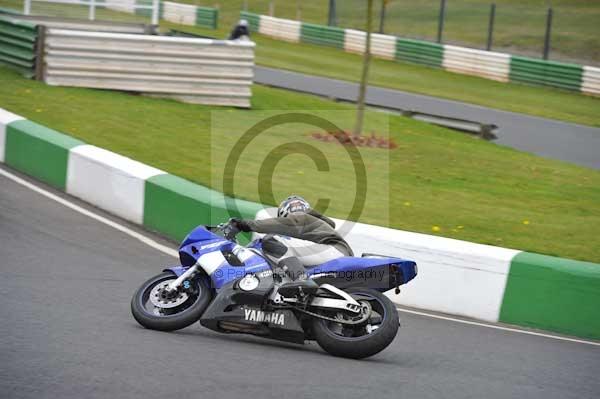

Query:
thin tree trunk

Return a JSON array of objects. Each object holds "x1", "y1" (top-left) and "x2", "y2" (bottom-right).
[{"x1": 353, "y1": 0, "x2": 374, "y2": 136}]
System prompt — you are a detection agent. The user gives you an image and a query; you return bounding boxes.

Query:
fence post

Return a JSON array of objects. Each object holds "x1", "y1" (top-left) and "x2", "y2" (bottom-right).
[
  {"x1": 243, "y1": 0, "x2": 248, "y2": 12},
  {"x1": 89, "y1": 0, "x2": 95, "y2": 21},
  {"x1": 437, "y1": 0, "x2": 446, "y2": 43},
  {"x1": 543, "y1": 7, "x2": 553, "y2": 60},
  {"x1": 378, "y1": 0, "x2": 387, "y2": 33},
  {"x1": 24, "y1": 0, "x2": 31, "y2": 15},
  {"x1": 151, "y1": 0, "x2": 159, "y2": 25},
  {"x1": 269, "y1": 1, "x2": 274, "y2": 17},
  {"x1": 486, "y1": 3, "x2": 496, "y2": 51},
  {"x1": 296, "y1": 0, "x2": 302, "y2": 21},
  {"x1": 34, "y1": 25, "x2": 46, "y2": 81},
  {"x1": 328, "y1": 0, "x2": 337, "y2": 26}
]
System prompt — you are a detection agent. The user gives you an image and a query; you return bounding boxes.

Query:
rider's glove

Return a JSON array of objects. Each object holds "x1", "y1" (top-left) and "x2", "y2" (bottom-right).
[{"x1": 229, "y1": 218, "x2": 251, "y2": 232}]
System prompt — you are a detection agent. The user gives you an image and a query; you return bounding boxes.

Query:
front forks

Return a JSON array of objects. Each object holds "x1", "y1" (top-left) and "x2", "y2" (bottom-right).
[{"x1": 165, "y1": 264, "x2": 199, "y2": 292}]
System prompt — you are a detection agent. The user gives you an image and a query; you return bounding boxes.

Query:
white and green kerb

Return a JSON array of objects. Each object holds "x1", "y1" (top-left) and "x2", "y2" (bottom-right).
[{"x1": 1, "y1": 108, "x2": 599, "y2": 340}]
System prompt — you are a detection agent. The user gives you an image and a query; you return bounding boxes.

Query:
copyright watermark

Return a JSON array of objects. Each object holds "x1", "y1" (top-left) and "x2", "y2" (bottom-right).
[{"x1": 210, "y1": 110, "x2": 390, "y2": 245}]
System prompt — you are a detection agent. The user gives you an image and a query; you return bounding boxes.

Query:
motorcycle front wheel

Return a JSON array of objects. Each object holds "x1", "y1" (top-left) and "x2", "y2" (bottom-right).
[
  {"x1": 311, "y1": 287, "x2": 399, "y2": 359},
  {"x1": 131, "y1": 272, "x2": 211, "y2": 332}
]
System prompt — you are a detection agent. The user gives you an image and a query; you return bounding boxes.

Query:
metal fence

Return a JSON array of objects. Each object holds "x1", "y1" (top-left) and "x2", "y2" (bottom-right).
[
  {"x1": 238, "y1": 0, "x2": 599, "y2": 67},
  {"x1": 242, "y1": 12, "x2": 598, "y2": 96}
]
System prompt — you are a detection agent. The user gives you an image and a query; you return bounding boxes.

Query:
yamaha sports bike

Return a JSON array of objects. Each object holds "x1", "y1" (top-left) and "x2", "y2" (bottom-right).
[{"x1": 131, "y1": 221, "x2": 417, "y2": 359}]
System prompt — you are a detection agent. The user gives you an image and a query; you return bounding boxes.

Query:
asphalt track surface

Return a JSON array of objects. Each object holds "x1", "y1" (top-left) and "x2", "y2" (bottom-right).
[
  {"x1": 1, "y1": 167, "x2": 599, "y2": 399},
  {"x1": 255, "y1": 66, "x2": 600, "y2": 170}
]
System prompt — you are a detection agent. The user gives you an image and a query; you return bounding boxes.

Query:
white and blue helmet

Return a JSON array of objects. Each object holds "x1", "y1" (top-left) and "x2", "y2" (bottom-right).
[{"x1": 277, "y1": 195, "x2": 310, "y2": 218}]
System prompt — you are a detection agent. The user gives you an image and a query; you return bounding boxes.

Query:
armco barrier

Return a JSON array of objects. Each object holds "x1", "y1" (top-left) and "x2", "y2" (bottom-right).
[
  {"x1": 582, "y1": 66, "x2": 600, "y2": 96},
  {"x1": 42, "y1": 29, "x2": 255, "y2": 107},
  {"x1": 0, "y1": 6, "x2": 21, "y2": 15},
  {"x1": 104, "y1": 0, "x2": 218, "y2": 29},
  {"x1": 344, "y1": 29, "x2": 396, "y2": 60},
  {"x1": 195, "y1": 6, "x2": 218, "y2": 30},
  {"x1": 396, "y1": 38, "x2": 444, "y2": 68},
  {"x1": 106, "y1": 0, "x2": 136, "y2": 14},
  {"x1": 509, "y1": 56, "x2": 583, "y2": 91},
  {"x1": 300, "y1": 23, "x2": 345, "y2": 49},
  {"x1": 258, "y1": 15, "x2": 300, "y2": 43},
  {"x1": 135, "y1": 0, "x2": 153, "y2": 18},
  {"x1": 241, "y1": 12, "x2": 600, "y2": 96},
  {"x1": 161, "y1": 1, "x2": 218, "y2": 29},
  {"x1": 1, "y1": 107, "x2": 599, "y2": 340},
  {"x1": 0, "y1": 15, "x2": 38, "y2": 77},
  {"x1": 240, "y1": 11, "x2": 260, "y2": 33},
  {"x1": 162, "y1": 1, "x2": 196, "y2": 26},
  {"x1": 443, "y1": 45, "x2": 510, "y2": 82}
]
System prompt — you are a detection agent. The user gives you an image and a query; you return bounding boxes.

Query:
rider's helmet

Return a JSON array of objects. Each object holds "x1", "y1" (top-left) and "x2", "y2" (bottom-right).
[{"x1": 277, "y1": 195, "x2": 310, "y2": 218}]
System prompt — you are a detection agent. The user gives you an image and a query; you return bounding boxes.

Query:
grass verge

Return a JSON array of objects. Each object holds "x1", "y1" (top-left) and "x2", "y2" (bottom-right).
[
  {"x1": 176, "y1": 0, "x2": 600, "y2": 66},
  {"x1": 161, "y1": 21, "x2": 600, "y2": 128},
  {"x1": 1, "y1": 0, "x2": 599, "y2": 126},
  {"x1": 0, "y1": 66, "x2": 599, "y2": 262}
]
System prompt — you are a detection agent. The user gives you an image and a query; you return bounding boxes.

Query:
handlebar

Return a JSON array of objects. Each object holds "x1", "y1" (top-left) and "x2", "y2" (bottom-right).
[{"x1": 207, "y1": 220, "x2": 239, "y2": 241}]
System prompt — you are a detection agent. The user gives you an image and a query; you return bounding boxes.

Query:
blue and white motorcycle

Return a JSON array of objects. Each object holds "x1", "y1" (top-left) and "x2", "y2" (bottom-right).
[{"x1": 131, "y1": 221, "x2": 418, "y2": 359}]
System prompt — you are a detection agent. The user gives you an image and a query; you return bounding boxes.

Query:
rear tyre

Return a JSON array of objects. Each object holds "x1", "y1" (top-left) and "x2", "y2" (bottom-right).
[
  {"x1": 131, "y1": 272, "x2": 211, "y2": 332},
  {"x1": 311, "y1": 287, "x2": 399, "y2": 359}
]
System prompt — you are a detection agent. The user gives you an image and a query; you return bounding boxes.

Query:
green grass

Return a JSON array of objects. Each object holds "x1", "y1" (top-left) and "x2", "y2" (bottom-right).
[
  {"x1": 178, "y1": 0, "x2": 600, "y2": 66},
  {"x1": 1, "y1": 66, "x2": 599, "y2": 263},
  {"x1": 2, "y1": 0, "x2": 599, "y2": 126},
  {"x1": 161, "y1": 20, "x2": 600, "y2": 128}
]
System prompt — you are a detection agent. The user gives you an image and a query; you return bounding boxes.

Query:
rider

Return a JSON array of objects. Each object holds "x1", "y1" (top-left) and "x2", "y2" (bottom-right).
[
  {"x1": 230, "y1": 195, "x2": 353, "y2": 296},
  {"x1": 228, "y1": 19, "x2": 250, "y2": 40}
]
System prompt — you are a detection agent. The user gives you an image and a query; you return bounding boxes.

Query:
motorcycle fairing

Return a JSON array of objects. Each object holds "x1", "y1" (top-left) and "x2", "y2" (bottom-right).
[
  {"x1": 167, "y1": 226, "x2": 417, "y2": 292},
  {"x1": 307, "y1": 257, "x2": 417, "y2": 292},
  {"x1": 200, "y1": 280, "x2": 305, "y2": 344},
  {"x1": 308, "y1": 256, "x2": 417, "y2": 283}
]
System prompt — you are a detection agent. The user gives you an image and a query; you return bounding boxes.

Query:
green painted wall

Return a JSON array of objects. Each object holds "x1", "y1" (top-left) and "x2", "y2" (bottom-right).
[
  {"x1": 240, "y1": 11, "x2": 260, "y2": 33},
  {"x1": 196, "y1": 6, "x2": 218, "y2": 29},
  {"x1": 143, "y1": 174, "x2": 263, "y2": 243},
  {"x1": 301, "y1": 23, "x2": 345, "y2": 49},
  {"x1": 396, "y1": 38, "x2": 444, "y2": 68},
  {"x1": 510, "y1": 57, "x2": 583, "y2": 91},
  {"x1": 500, "y1": 252, "x2": 600, "y2": 340},
  {"x1": 4, "y1": 120, "x2": 83, "y2": 189}
]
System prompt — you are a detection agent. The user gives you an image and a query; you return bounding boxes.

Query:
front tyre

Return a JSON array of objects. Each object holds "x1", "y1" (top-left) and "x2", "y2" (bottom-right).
[
  {"x1": 312, "y1": 288, "x2": 399, "y2": 359},
  {"x1": 131, "y1": 272, "x2": 211, "y2": 332}
]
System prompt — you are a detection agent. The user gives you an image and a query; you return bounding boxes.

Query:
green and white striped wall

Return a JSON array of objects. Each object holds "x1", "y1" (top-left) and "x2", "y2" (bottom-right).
[
  {"x1": 0, "y1": 15, "x2": 38, "y2": 78},
  {"x1": 1, "y1": 107, "x2": 599, "y2": 340},
  {"x1": 0, "y1": 108, "x2": 260, "y2": 244},
  {"x1": 239, "y1": 12, "x2": 600, "y2": 96},
  {"x1": 101, "y1": 0, "x2": 219, "y2": 29},
  {"x1": 160, "y1": 1, "x2": 218, "y2": 30}
]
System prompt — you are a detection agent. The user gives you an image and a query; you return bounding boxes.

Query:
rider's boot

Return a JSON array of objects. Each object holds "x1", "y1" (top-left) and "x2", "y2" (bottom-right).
[{"x1": 276, "y1": 257, "x2": 318, "y2": 298}]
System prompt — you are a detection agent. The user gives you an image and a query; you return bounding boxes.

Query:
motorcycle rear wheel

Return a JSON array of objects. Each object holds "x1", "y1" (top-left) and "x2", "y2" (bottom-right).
[
  {"x1": 131, "y1": 272, "x2": 211, "y2": 332},
  {"x1": 311, "y1": 287, "x2": 399, "y2": 359}
]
